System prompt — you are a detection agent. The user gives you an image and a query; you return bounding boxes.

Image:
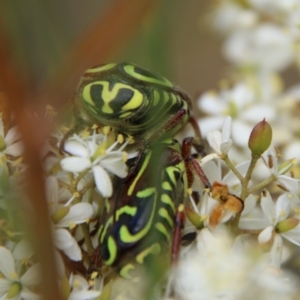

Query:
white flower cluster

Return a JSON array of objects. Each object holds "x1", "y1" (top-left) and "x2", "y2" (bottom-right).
[
  {"x1": 173, "y1": 1, "x2": 300, "y2": 299},
  {"x1": 45, "y1": 126, "x2": 130, "y2": 299},
  {"x1": 0, "y1": 116, "x2": 129, "y2": 299},
  {"x1": 199, "y1": 0, "x2": 300, "y2": 163},
  {"x1": 172, "y1": 117, "x2": 300, "y2": 300},
  {"x1": 213, "y1": 0, "x2": 300, "y2": 72},
  {"x1": 0, "y1": 118, "x2": 38, "y2": 299}
]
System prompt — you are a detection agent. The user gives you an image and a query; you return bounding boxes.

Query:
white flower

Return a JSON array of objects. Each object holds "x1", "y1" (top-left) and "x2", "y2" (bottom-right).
[
  {"x1": 282, "y1": 142, "x2": 300, "y2": 163},
  {"x1": 54, "y1": 202, "x2": 94, "y2": 228},
  {"x1": 249, "y1": 0, "x2": 299, "y2": 13},
  {"x1": 12, "y1": 240, "x2": 35, "y2": 264},
  {"x1": 53, "y1": 229, "x2": 81, "y2": 261},
  {"x1": 261, "y1": 147, "x2": 299, "y2": 194},
  {"x1": 0, "y1": 246, "x2": 41, "y2": 300},
  {"x1": 61, "y1": 133, "x2": 128, "y2": 197},
  {"x1": 46, "y1": 175, "x2": 94, "y2": 227},
  {"x1": 288, "y1": 5, "x2": 300, "y2": 37},
  {"x1": 174, "y1": 232, "x2": 297, "y2": 300},
  {"x1": 239, "y1": 194, "x2": 269, "y2": 230},
  {"x1": 223, "y1": 24, "x2": 294, "y2": 72},
  {"x1": 51, "y1": 203, "x2": 93, "y2": 261},
  {"x1": 197, "y1": 78, "x2": 277, "y2": 150},
  {"x1": 46, "y1": 176, "x2": 93, "y2": 261},
  {"x1": 207, "y1": 116, "x2": 232, "y2": 155},
  {"x1": 0, "y1": 118, "x2": 24, "y2": 158},
  {"x1": 213, "y1": 2, "x2": 258, "y2": 33},
  {"x1": 258, "y1": 190, "x2": 300, "y2": 267},
  {"x1": 67, "y1": 274, "x2": 101, "y2": 300}
]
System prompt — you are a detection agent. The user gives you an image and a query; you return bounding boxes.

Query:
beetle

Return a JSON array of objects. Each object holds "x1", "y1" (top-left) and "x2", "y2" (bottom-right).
[
  {"x1": 63, "y1": 62, "x2": 201, "y2": 151},
  {"x1": 67, "y1": 62, "x2": 210, "y2": 279}
]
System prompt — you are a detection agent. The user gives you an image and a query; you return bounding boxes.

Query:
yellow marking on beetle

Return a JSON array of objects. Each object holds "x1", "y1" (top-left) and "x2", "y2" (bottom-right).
[
  {"x1": 162, "y1": 181, "x2": 172, "y2": 191},
  {"x1": 82, "y1": 82, "x2": 143, "y2": 114},
  {"x1": 123, "y1": 65, "x2": 172, "y2": 87},
  {"x1": 159, "y1": 207, "x2": 174, "y2": 227},
  {"x1": 115, "y1": 206, "x2": 137, "y2": 222},
  {"x1": 166, "y1": 166, "x2": 180, "y2": 186},
  {"x1": 155, "y1": 222, "x2": 171, "y2": 241},
  {"x1": 128, "y1": 151, "x2": 152, "y2": 196},
  {"x1": 163, "y1": 91, "x2": 170, "y2": 104},
  {"x1": 119, "y1": 112, "x2": 132, "y2": 119},
  {"x1": 136, "y1": 243, "x2": 161, "y2": 264},
  {"x1": 120, "y1": 88, "x2": 144, "y2": 112},
  {"x1": 171, "y1": 93, "x2": 178, "y2": 105},
  {"x1": 161, "y1": 194, "x2": 176, "y2": 213},
  {"x1": 119, "y1": 264, "x2": 135, "y2": 279},
  {"x1": 136, "y1": 187, "x2": 156, "y2": 198},
  {"x1": 104, "y1": 236, "x2": 117, "y2": 265},
  {"x1": 119, "y1": 190, "x2": 157, "y2": 243},
  {"x1": 100, "y1": 216, "x2": 114, "y2": 243},
  {"x1": 82, "y1": 85, "x2": 98, "y2": 109},
  {"x1": 152, "y1": 90, "x2": 160, "y2": 106},
  {"x1": 85, "y1": 63, "x2": 116, "y2": 73}
]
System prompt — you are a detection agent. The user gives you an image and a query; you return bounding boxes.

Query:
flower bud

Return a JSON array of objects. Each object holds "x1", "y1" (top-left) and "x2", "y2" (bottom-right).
[
  {"x1": 276, "y1": 218, "x2": 299, "y2": 233},
  {"x1": 185, "y1": 207, "x2": 205, "y2": 229},
  {"x1": 7, "y1": 282, "x2": 21, "y2": 299},
  {"x1": 51, "y1": 206, "x2": 70, "y2": 224},
  {"x1": 248, "y1": 119, "x2": 272, "y2": 155}
]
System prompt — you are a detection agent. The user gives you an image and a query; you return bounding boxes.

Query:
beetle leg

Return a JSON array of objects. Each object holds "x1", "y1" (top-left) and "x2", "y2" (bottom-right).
[{"x1": 182, "y1": 137, "x2": 211, "y2": 189}]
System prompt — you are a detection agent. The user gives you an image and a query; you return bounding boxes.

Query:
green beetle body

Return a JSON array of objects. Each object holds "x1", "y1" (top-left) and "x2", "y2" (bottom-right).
[
  {"x1": 98, "y1": 139, "x2": 188, "y2": 278},
  {"x1": 71, "y1": 63, "x2": 196, "y2": 279},
  {"x1": 74, "y1": 62, "x2": 192, "y2": 144}
]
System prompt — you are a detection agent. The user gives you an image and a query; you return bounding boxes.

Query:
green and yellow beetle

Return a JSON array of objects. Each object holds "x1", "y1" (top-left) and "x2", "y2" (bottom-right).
[
  {"x1": 98, "y1": 139, "x2": 189, "y2": 279},
  {"x1": 72, "y1": 62, "x2": 195, "y2": 146},
  {"x1": 69, "y1": 62, "x2": 208, "y2": 279}
]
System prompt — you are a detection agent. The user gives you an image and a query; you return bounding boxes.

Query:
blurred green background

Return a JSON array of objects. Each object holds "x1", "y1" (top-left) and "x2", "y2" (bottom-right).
[{"x1": 0, "y1": 0, "x2": 227, "y2": 104}]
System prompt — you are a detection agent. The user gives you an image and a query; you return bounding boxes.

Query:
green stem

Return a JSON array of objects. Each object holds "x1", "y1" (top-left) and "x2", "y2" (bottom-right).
[
  {"x1": 222, "y1": 154, "x2": 244, "y2": 182},
  {"x1": 240, "y1": 154, "x2": 260, "y2": 201},
  {"x1": 247, "y1": 175, "x2": 276, "y2": 195}
]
